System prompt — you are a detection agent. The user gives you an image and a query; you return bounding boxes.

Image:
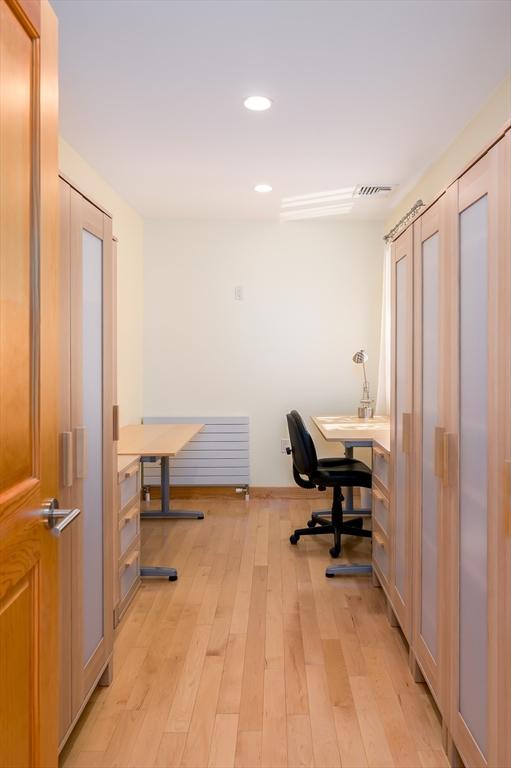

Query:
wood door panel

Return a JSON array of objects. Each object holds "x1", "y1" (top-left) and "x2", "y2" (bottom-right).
[
  {"x1": 446, "y1": 135, "x2": 509, "y2": 768},
  {"x1": 0, "y1": 1, "x2": 59, "y2": 765},
  {"x1": 59, "y1": 184, "x2": 114, "y2": 726},
  {"x1": 411, "y1": 195, "x2": 450, "y2": 710},
  {"x1": 0, "y1": 0, "x2": 36, "y2": 496},
  {"x1": 390, "y1": 227, "x2": 413, "y2": 640},
  {"x1": 0, "y1": 574, "x2": 34, "y2": 768}
]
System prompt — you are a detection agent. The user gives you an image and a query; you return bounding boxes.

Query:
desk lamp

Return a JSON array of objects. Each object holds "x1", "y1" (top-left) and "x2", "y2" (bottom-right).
[{"x1": 353, "y1": 349, "x2": 374, "y2": 418}]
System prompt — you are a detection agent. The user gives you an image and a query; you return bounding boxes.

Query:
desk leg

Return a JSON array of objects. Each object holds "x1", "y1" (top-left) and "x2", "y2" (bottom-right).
[
  {"x1": 323, "y1": 442, "x2": 373, "y2": 577},
  {"x1": 140, "y1": 456, "x2": 205, "y2": 520},
  {"x1": 344, "y1": 446, "x2": 355, "y2": 512}
]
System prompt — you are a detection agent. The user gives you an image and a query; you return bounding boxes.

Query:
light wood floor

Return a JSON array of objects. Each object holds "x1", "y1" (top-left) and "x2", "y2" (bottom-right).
[{"x1": 61, "y1": 497, "x2": 448, "y2": 768}]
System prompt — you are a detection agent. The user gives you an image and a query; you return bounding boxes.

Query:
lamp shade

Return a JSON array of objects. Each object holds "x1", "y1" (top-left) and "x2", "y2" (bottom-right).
[{"x1": 352, "y1": 349, "x2": 368, "y2": 365}]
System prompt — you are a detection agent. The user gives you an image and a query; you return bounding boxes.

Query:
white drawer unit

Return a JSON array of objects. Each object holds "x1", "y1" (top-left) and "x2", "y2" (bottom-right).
[
  {"x1": 119, "y1": 460, "x2": 141, "y2": 509},
  {"x1": 119, "y1": 547, "x2": 140, "y2": 603},
  {"x1": 372, "y1": 484, "x2": 389, "y2": 535},
  {"x1": 372, "y1": 521, "x2": 390, "y2": 588},
  {"x1": 371, "y1": 439, "x2": 392, "y2": 599},
  {"x1": 372, "y1": 442, "x2": 390, "y2": 493},
  {"x1": 114, "y1": 455, "x2": 141, "y2": 625},
  {"x1": 119, "y1": 502, "x2": 140, "y2": 558}
]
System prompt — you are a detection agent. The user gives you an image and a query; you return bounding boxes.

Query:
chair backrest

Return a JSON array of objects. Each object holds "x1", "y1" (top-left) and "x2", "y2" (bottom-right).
[{"x1": 286, "y1": 410, "x2": 318, "y2": 477}]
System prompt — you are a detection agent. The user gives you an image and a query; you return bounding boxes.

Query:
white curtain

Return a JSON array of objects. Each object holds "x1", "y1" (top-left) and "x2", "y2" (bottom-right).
[{"x1": 376, "y1": 244, "x2": 391, "y2": 415}]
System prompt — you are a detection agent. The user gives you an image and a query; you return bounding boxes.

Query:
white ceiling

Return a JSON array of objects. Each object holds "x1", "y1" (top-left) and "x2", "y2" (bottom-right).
[{"x1": 52, "y1": 0, "x2": 511, "y2": 220}]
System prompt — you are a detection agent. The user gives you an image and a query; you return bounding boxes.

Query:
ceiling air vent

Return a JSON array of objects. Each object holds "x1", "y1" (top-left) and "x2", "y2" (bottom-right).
[{"x1": 354, "y1": 185, "x2": 393, "y2": 197}]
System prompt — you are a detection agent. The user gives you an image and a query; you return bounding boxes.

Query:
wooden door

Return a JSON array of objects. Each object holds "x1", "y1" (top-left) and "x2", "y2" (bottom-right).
[
  {"x1": 0, "y1": 1, "x2": 59, "y2": 765},
  {"x1": 446, "y1": 135, "x2": 510, "y2": 768},
  {"x1": 69, "y1": 187, "x2": 114, "y2": 714},
  {"x1": 411, "y1": 196, "x2": 450, "y2": 708},
  {"x1": 390, "y1": 226, "x2": 413, "y2": 639}
]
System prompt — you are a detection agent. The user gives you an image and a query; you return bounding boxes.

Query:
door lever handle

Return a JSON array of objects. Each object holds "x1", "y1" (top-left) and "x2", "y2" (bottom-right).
[{"x1": 42, "y1": 498, "x2": 81, "y2": 535}]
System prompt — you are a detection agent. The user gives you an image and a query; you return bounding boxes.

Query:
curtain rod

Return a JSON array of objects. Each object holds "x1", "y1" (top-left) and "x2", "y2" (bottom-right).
[{"x1": 383, "y1": 199, "x2": 425, "y2": 243}]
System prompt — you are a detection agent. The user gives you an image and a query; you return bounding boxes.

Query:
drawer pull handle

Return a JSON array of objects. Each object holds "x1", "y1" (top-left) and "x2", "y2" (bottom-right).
[
  {"x1": 373, "y1": 531, "x2": 385, "y2": 548},
  {"x1": 373, "y1": 445, "x2": 389, "y2": 461},
  {"x1": 123, "y1": 550, "x2": 139, "y2": 569},
  {"x1": 372, "y1": 488, "x2": 389, "y2": 508},
  {"x1": 122, "y1": 506, "x2": 139, "y2": 525}
]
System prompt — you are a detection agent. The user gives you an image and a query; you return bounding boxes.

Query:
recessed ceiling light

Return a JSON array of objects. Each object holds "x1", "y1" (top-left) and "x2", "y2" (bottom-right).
[
  {"x1": 254, "y1": 184, "x2": 272, "y2": 193},
  {"x1": 244, "y1": 95, "x2": 272, "y2": 112}
]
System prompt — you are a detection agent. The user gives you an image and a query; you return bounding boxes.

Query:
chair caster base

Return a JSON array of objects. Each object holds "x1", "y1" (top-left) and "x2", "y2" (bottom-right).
[
  {"x1": 290, "y1": 534, "x2": 300, "y2": 545},
  {"x1": 329, "y1": 546, "x2": 341, "y2": 558},
  {"x1": 307, "y1": 519, "x2": 316, "y2": 528}
]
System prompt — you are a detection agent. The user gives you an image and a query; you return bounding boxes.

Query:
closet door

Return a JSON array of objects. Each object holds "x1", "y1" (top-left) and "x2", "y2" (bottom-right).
[
  {"x1": 70, "y1": 189, "x2": 114, "y2": 712},
  {"x1": 58, "y1": 179, "x2": 74, "y2": 745},
  {"x1": 447, "y1": 135, "x2": 509, "y2": 768},
  {"x1": 411, "y1": 197, "x2": 448, "y2": 706},
  {"x1": 390, "y1": 226, "x2": 413, "y2": 639}
]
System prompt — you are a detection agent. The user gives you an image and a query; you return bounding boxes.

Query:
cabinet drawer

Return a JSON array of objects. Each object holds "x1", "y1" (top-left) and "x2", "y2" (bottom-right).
[
  {"x1": 372, "y1": 522, "x2": 389, "y2": 582},
  {"x1": 118, "y1": 462, "x2": 140, "y2": 510},
  {"x1": 119, "y1": 503, "x2": 140, "y2": 558},
  {"x1": 120, "y1": 548, "x2": 140, "y2": 601},
  {"x1": 372, "y1": 486, "x2": 389, "y2": 535},
  {"x1": 372, "y1": 444, "x2": 389, "y2": 492}
]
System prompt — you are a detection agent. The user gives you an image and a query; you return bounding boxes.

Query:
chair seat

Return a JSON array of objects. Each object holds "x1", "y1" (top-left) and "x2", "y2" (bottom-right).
[
  {"x1": 312, "y1": 458, "x2": 372, "y2": 488},
  {"x1": 317, "y1": 457, "x2": 352, "y2": 468}
]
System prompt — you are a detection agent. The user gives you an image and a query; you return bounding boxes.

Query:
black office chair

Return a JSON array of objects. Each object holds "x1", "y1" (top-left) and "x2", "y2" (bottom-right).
[{"x1": 286, "y1": 410, "x2": 372, "y2": 570}]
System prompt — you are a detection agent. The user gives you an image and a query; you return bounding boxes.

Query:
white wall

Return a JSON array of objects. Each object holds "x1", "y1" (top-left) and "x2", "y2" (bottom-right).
[
  {"x1": 59, "y1": 138, "x2": 144, "y2": 425},
  {"x1": 387, "y1": 75, "x2": 511, "y2": 230},
  {"x1": 143, "y1": 219, "x2": 383, "y2": 485}
]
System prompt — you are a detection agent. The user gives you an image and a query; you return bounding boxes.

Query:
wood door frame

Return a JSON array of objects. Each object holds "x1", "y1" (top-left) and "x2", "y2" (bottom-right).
[{"x1": 390, "y1": 226, "x2": 413, "y2": 640}]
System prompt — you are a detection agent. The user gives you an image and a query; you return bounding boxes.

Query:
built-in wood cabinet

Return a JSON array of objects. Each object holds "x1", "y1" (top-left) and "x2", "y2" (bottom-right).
[
  {"x1": 371, "y1": 442, "x2": 391, "y2": 598},
  {"x1": 378, "y1": 128, "x2": 510, "y2": 768},
  {"x1": 444, "y1": 130, "x2": 510, "y2": 768},
  {"x1": 114, "y1": 455, "x2": 142, "y2": 625},
  {"x1": 58, "y1": 178, "x2": 116, "y2": 750},
  {"x1": 389, "y1": 225, "x2": 413, "y2": 641},
  {"x1": 411, "y1": 194, "x2": 450, "y2": 711}
]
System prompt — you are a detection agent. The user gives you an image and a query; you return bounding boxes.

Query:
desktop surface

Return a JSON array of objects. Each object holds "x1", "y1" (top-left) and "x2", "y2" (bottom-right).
[
  {"x1": 118, "y1": 423, "x2": 203, "y2": 456},
  {"x1": 312, "y1": 414, "x2": 390, "y2": 452}
]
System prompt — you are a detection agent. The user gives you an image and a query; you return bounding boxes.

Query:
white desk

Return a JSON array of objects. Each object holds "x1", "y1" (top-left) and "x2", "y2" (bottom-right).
[
  {"x1": 312, "y1": 415, "x2": 389, "y2": 508},
  {"x1": 311, "y1": 414, "x2": 390, "y2": 452},
  {"x1": 311, "y1": 414, "x2": 390, "y2": 578},
  {"x1": 118, "y1": 423, "x2": 204, "y2": 580}
]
